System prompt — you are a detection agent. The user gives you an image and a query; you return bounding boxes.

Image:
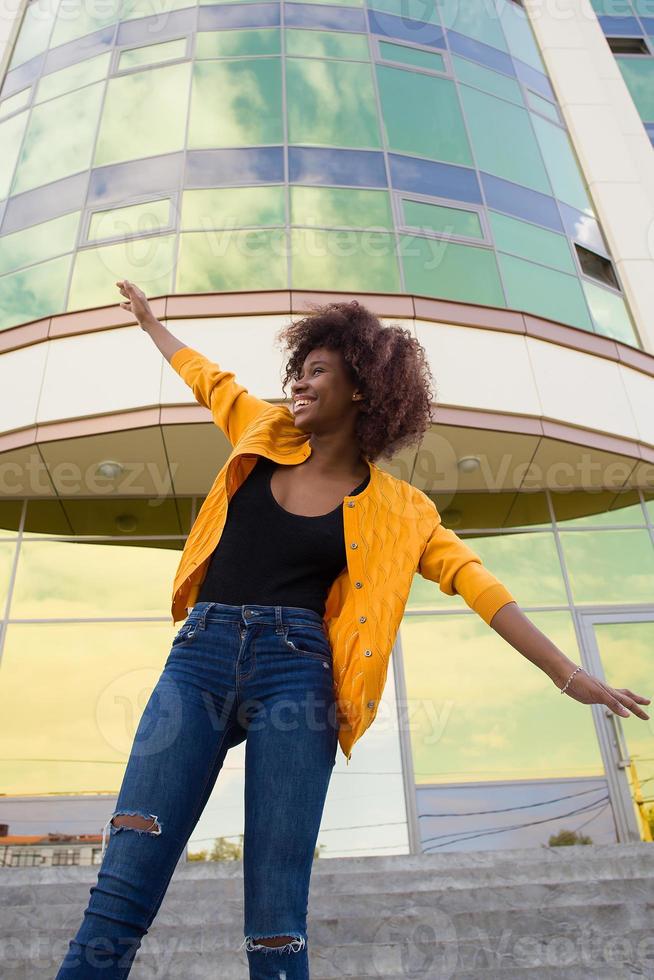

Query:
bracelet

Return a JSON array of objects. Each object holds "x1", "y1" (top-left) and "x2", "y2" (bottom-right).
[{"x1": 560, "y1": 665, "x2": 585, "y2": 694}]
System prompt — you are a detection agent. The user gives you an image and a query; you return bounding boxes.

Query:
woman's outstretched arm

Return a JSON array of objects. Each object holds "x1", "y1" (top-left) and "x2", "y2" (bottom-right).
[{"x1": 116, "y1": 279, "x2": 186, "y2": 363}]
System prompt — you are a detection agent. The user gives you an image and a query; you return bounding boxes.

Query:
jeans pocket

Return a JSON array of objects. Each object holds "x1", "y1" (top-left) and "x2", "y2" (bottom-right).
[
  {"x1": 282, "y1": 624, "x2": 332, "y2": 664},
  {"x1": 171, "y1": 619, "x2": 198, "y2": 647}
]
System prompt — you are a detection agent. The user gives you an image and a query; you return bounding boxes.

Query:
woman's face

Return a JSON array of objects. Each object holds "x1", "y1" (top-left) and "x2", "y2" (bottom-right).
[{"x1": 289, "y1": 346, "x2": 361, "y2": 434}]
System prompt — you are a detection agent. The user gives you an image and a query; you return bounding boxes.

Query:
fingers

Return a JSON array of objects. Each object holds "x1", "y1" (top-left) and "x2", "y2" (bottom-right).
[{"x1": 613, "y1": 688, "x2": 650, "y2": 720}]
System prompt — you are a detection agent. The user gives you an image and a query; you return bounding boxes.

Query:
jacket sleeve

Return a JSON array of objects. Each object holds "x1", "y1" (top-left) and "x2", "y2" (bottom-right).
[
  {"x1": 169, "y1": 346, "x2": 272, "y2": 446},
  {"x1": 417, "y1": 512, "x2": 516, "y2": 626}
]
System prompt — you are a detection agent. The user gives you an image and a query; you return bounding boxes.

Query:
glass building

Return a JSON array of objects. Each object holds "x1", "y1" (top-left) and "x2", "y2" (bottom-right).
[{"x1": 0, "y1": 0, "x2": 653, "y2": 858}]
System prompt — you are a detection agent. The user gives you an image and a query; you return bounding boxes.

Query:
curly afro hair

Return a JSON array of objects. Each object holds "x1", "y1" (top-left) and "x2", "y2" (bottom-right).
[{"x1": 275, "y1": 300, "x2": 436, "y2": 463}]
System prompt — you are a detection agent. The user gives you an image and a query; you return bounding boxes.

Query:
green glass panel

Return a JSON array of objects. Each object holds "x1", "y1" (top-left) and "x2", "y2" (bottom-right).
[
  {"x1": 118, "y1": 37, "x2": 186, "y2": 71},
  {"x1": 8, "y1": 2, "x2": 55, "y2": 69},
  {"x1": 122, "y1": 0, "x2": 196, "y2": 19},
  {"x1": 287, "y1": 0, "x2": 363, "y2": 6},
  {"x1": 188, "y1": 60, "x2": 282, "y2": 147},
  {"x1": 181, "y1": 186, "x2": 285, "y2": 228},
  {"x1": 290, "y1": 229, "x2": 400, "y2": 292},
  {"x1": 0, "y1": 110, "x2": 29, "y2": 198},
  {"x1": 377, "y1": 65, "x2": 472, "y2": 164},
  {"x1": 95, "y1": 62, "x2": 191, "y2": 167},
  {"x1": 616, "y1": 56, "x2": 654, "y2": 120},
  {"x1": 402, "y1": 199, "x2": 483, "y2": 239},
  {"x1": 290, "y1": 186, "x2": 393, "y2": 229},
  {"x1": 496, "y1": 0, "x2": 545, "y2": 71},
  {"x1": 400, "y1": 235, "x2": 505, "y2": 305},
  {"x1": 553, "y1": 489, "x2": 647, "y2": 527},
  {"x1": 459, "y1": 84, "x2": 550, "y2": 194},
  {"x1": 67, "y1": 234, "x2": 175, "y2": 311},
  {"x1": 177, "y1": 229, "x2": 286, "y2": 291},
  {"x1": 531, "y1": 114, "x2": 592, "y2": 212},
  {"x1": 0, "y1": 87, "x2": 31, "y2": 120},
  {"x1": 582, "y1": 279, "x2": 639, "y2": 346},
  {"x1": 560, "y1": 529, "x2": 654, "y2": 604},
  {"x1": 285, "y1": 28, "x2": 368, "y2": 60},
  {"x1": 0, "y1": 254, "x2": 71, "y2": 331},
  {"x1": 439, "y1": 0, "x2": 508, "y2": 52},
  {"x1": 489, "y1": 210, "x2": 576, "y2": 274},
  {"x1": 378, "y1": 41, "x2": 445, "y2": 72},
  {"x1": 367, "y1": 0, "x2": 440, "y2": 21},
  {"x1": 35, "y1": 52, "x2": 111, "y2": 104},
  {"x1": 287, "y1": 59, "x2": 380, "y2": 149},
  {"x1": 527, "y1": 89, "x2": 561, "y2": 124},
  {"x1": 0, "y1": 211, "x2": 80, "y2": 276},
  {"x1": 196, "y1": 28, "x2": 280, "y2": 58},
  {"x1": 50, "y1": 0, "x2": 119, "y2": 48},
  {"x1": 13, "y1": 83, "x2": 103, "y2": 195},
  {"x1": 88, "y1": 199, "x2": 171, "y2": 241},
  {"x1": 452, "y1": 54, "x2": 524, "y2": 105},
  {"x1": 497, "y1": 252, "x2": 594, "y2": 330}
]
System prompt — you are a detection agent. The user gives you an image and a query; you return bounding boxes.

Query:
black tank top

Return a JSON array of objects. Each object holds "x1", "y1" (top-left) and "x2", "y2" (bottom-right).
[{"x1": 196, "y1": 455, "x2": 370, "y2": 616}]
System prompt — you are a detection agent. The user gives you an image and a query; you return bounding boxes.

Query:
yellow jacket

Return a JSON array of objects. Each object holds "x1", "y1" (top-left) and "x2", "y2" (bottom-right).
[{"x1": 169, "y1": 346, "x2": 516, "y2": 763}]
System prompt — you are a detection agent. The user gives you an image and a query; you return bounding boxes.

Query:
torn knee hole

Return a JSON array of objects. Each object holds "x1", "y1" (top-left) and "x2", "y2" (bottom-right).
[
  {"x1": 240, "y1": 934, "x2": 306, "y2": 954},
  {"x1": 111, "y1": 813, "x2": 161, "y2": 834}
]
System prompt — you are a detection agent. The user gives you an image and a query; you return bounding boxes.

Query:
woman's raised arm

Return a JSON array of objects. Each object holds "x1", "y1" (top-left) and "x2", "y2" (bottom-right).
[{"x1": 116, "y1": 279, "x2": 186, "y2": 364}]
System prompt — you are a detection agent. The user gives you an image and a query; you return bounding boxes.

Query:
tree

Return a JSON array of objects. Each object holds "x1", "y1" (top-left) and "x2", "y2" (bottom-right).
[{"x1": 548, "y1": 828, "x2": 593, "y2": 846}]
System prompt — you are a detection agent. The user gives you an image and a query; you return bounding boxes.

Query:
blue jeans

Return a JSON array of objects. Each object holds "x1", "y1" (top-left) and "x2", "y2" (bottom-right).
[{"x1": 54, "y1": 601, "x2": 339, "y2": 979}]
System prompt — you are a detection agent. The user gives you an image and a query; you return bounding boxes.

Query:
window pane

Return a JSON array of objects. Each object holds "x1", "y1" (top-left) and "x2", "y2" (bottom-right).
[
  {"x1": 188, "y1": 59, "x2": 282, "y2": 147},
  {"x1": 527, "y1": 89, "x2": 561, "y2": 123},
  {"x1": 377, "y1": 65, "x2": 471, "y2": 164},
  {"x1": 0, "y1": 211, "x2": 80, "y2": 276},
  {"x1": 498, "y1": 0, "x2": 544, "y2": 70},
  {"x1": 95, "y1": 63, "x2": 192, "y2": 167},
  {"x1": 489, "y1": 209, "x2": 575, "y2": 274},
  {"x1": 439, "y1": 0, "x2": 508, "y2": 51},
  {"x1": 582, "y1": 279, "x2": 638, "y2": 346},
  {"x1": 0, "y1": 110, "x2": 29, "y2": 198},
  {"x1": 560, "y1": 529, "x2": 654, "y2": 604},
  {"x1": 122, "y1": 0, "x2": 197, "y2": 19},
  {"x1": 531, "y1": 114, "x2": 592, "y2": 213},
  {"x1": 67, "y1": 234, "x2": 175, "y2": 310},
  {"x1": 35, "y1": 52, "x2": 110, "y2": 104},
  {"x1": 616, "y1": 56, "x2": 654, "y2": 120},
  {"x1": 291, "y1": 228, "x2": 399, "y2": 291},
  {"x1": 285, "y1": 28, "x2": 368, "y2": 59},
  {"x1": 8, "y1": 0, "x2": 55, "y2": 70},
  {"x1": 0, "y1": 541, "x2": 15, "y2": 595},
  {"x1": 290, "y1": 186, "x2": 393, "y2": 228},
  {"x1": 176, "y1": 228, "x2": 287, "y2": 291},
  {"x1": 287, "y1": 58, "x2": 380, "y2": 148},
  {"x1": 452, "y1": 53, "x2": 523, "y2": 104},
  {"x1": 402, "y1": 199, "x2": 483, "y2": 239},
  {"x1": 378, "y1": 41, "x2": 445, "y2": 72},
  {"x1": 13, "y1": 83, "x2": 104, "y2": 195},
  {"x1": 50, "y1": 0, "x2": 120, "y2": 48},
  {"x1": 181, "y1": 186, "x2": 285, "y2": 228},
  {"x1": 118, "y1": 37, "x2": 187, "y2": 71},
  {"x1": 196, "y1": 28, "x2": 280, "y2": 58},
  {"x1": 87, "y1": 199, "x2": 171, "y2": 241},
  {"x1": 400, "y1": 234, "x2": 504, "y2": 306},
  {"x1": 0, "y1": 86, "x2": 31, "y2": 119},
  {"x1": 497, "y1": 252, "x2": 594, "y2": 331},
  {"x1": 0, "y1": 254, "x2": 71, "y2": 331}
]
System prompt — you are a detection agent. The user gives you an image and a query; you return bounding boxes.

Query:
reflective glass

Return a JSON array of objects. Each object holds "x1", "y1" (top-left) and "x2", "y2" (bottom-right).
[
  {"x1": 290, "y1": 186, "x2": 393, "y2": 228},
  {"x1": 460, "y1": 84, "x2": 551, "y2": 194},
  {"x1": 489, "y1": 210, "x2": 576, "y2": 274},
  {"x1": 367, "y1": 0, "x2": 442, "y2": 23},
  {"x1": 188, "y1": 59, "x2": 282, "y2": 146},
  {"x1": 196, "y1": 27, "x2": 280, "y2": 57},
  {"x1": 531, "y1": 114, "x2": 592, "y2": 213},
  {"x1": 177, "y1": 228, "x2": 286, "y2": 290},
  {"x1": 400, "y1": 234, "x2": 504, "y2": 306},
  {"x1": 560, "y1": 529, "x2": 654, "y2": 604},
  {"x1": 439, "y1": 0, "x2": 508, "y2": 52},
  {"x1": 95, "y1": 63, "x2": 192, "y2": 167},
  {"x1": 198, "y1": 2, "x2": 281, "y2": 29},
  {"x1": 2, "y1": 173, "x2": 86, "y2": 235},
  {"x1": 378, "y1": 40, "x2": 445, "y2": 71},
  {"x1": 0, "y1": 110, "x2": 29, "y2": 199},
  {"x1": 290, "y1": 228, "x2": 400, "y2": 291},
  {"x1": 43, "y1": 24, "x2": 115, "y2": 75},
  {"x1": 12, "y1": 83, "x2": 103, "y2": 195},
  {"x1": 617, "y1": 56, "x2": 654, "y2": 118},
  {"x1": 34, "y1": 51, "x2": 110, "y2": 103},
  {"x1": 289, "y1": 146, "x2": 387, "y2": 186},
  {"x1": 87, "y1": 199, "x2": 171, "y2": 241},
  {"x1": 482, "y1": 172, "x2": 562, "y2": 232},
  {"x1": 186, "y1": 147, "x2": 284, "y2": 185},
  {"x1": 180, "y1": 185, "x2": 284, "y2": 227},
  {"x1": 402, "y1": 199, "x2": 483, "y2": 239},
  {"x1": 367, "y1": 9, "x2": 445, "y2": 47},
  {"x1": 0, "y1": 254, "x2": 71, "y2": 332},
  {"x1": 377, "y1": 65, "x2": 471, "y2": 163},
  {"x1": 284, "y1": 3, "x2": 364, "y2": 30},
  {"x1": 497, "y1": 0, "x2": 544, "y2": 70},
  {"x1": 287, "y1": 58, "x2": 380, "y2": 148},
  {"x1": 50, "y1": 0, "x2": 120, "y2": 48},
  {"x1": 0, "y1": 541, "x2": 14, "y2": 594},
  {"x1": 527, "y1": 89, "x2": 561, "y2": 123},
  {"x1": 88, "y1": 153, "x2": 184, "y2": 205},
  {"x1": 122, "y1": 0, "x2": 197, "y2": 20},
  {"x1": 67, "y1": 234, "x2": 175, "y2": 310},
  {"x1": 553, "y1": 489, "x2": 647, "y2": 527},
  {"x1": 389, "y1": 153, "x2": 482, "y2": 204},
  {"x1": 497, "y1": 252, "x2": 594, "y2": 331},
  {"x1": 118, "y1": 37, "x2": 187, "y2": 71},
  {"x1": 285, "y1": 27, "x2": 368, "y2": 59},
  {"x1": 8, "y1": 0, "x2": 56, "y2": 70},
  {"x1": 582, "y1": 279, "x2": 638, "y2": 346},
  {"x1": 451, "y1": 53, "x2": 523, "y2": 104},
  {"x1": 115, "y1": 6, "x2": 195, "y2": 46},
  {"x1": 446, "y1": 28, "x2": 514, "y2": 76},
  {"x1": 0, "y1": 86, "x2": 31, "y2": 119},
  {"x1": 0, "y1": 211, "x2": 80, "y2": 276}
]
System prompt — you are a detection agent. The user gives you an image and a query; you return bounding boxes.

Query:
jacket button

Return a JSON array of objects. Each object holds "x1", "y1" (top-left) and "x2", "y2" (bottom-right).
[
  {"x1": 350, "y1": 542, "x2": 358, "y2": 549},
  {"x1": 359, "y1": 615, "x2": 367, "y2": 623},
  {"x1": 364, "y1": 649, "x2": 372, "y2": 657},
  {"x1": 347, "y1": 501, "x2": 355, "y2": 508},
  {"x1": 355, "y1": 581, "x2": 363, "y2": 588},
  {"x1": 367, "y1": 700, "x2": 375, "y2": 708}
]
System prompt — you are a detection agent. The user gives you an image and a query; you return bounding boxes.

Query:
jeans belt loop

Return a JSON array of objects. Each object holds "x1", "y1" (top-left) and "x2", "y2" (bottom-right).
[{"x1": 275, "y1": 606, "x2": 284, "y2": 635}]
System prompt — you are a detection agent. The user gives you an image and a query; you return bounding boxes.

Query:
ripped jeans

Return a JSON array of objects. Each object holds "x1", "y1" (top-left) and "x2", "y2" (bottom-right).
[{"x1": 54, "y1": 601, "x2": 340, "y2": 979}]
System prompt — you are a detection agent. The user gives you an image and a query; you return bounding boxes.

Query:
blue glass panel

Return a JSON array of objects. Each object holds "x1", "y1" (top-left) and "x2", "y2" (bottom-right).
[
  {"x1": 482, "y1": 172, "x2": 563, "y2": 232},
  {"x1": 288, "y1": 146, "x2": 387, "y2": 186},
  {"x1": 116, "y1": 7, "x2": 196, "y2": 46},
  {"x1": 367, "y1": 10, "x2": 445, "y2": 48},
  {"x1": 283, "y1": 3, "x2": 365, "y2": 31},
  {"x1": 445, "y1": 29, "x2": 515, "y2": 76},
  {"x1": 388, "y1": 153, "x2": 482, "y2": 204},
  {"x1": 198, "y1": 2, "x2": 280, "y2": 30},
  {"x1": 1, "y1": 54, "x2": 45, "y2": 99},
  {"x1": 88, "y1": 152, "x2": 184, "y2": 204},
  {"x1": 1, "y1": 173, "x2": 87, "y2": 235},
  {"x1": 512, "y1": 58, "x2": 555, "y2": 101},
  {"x1": 641, "y1": 16, "x2": 654, "y2": 31},
  {"x1": 44, "y1": 26, "x2": 115, "y2": 75},
  {"x1": 558, "y1": 201, "x2": 609, "y2": 257},
  {"x1": 186, "y1": 146, "x2": 284, "y2": 185},
  {"x1": 598, "y1": 14, "x2": 642, "y2": 31}
]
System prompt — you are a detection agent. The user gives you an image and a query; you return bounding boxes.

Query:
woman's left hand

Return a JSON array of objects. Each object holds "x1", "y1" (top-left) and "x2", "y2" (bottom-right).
[{"x1": 560, "y1": 669, "x2": 650, "y2": 719}]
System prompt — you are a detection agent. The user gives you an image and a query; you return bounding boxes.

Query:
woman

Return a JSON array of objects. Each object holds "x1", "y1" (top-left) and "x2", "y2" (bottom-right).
[{"x1": 55, "y1": 280, "x2": 650, "y2": 979}]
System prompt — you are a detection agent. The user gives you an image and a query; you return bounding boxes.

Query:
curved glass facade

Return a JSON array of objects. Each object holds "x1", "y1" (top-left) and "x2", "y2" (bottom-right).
[{"x1": 0, "y1": 0, "x2": 639, "y2": 345}]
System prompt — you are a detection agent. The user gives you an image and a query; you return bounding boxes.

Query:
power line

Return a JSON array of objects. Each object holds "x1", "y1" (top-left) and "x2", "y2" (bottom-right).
[{"x1": 417, "y1": 785, "x2": 607, "y2": 819}]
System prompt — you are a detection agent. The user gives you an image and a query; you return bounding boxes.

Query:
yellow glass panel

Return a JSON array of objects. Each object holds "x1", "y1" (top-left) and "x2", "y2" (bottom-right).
[
  {"x1": 118, "y1": 37, "x2": 187, "y2": 72},
  {"x1": 176, "y1": 229, "x2": 286, "y2": 291},
  {"x1": 67, "y1": 234, "x2": 175, "y2": 310},
  {"x1": 35, "y1": 52, "x2": 111, "y2": 104},
  {"x1": 290, "y1": 228, "x2": 400, "y2": 292},
  {"x1": 88, "y1": 198, "x2": 171, "y2": 241},
  {"x1": 560, "y1": 529, "x2": 654, "y2": 604},
  {"x1": 180, "y1": 186, "x2": 285, "y2": 229}
]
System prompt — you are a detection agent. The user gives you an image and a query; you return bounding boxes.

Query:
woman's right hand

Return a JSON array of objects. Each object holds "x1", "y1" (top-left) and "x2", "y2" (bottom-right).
[{"x1": 116, "y1": 279, "x2": 156, "y2": 329}]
